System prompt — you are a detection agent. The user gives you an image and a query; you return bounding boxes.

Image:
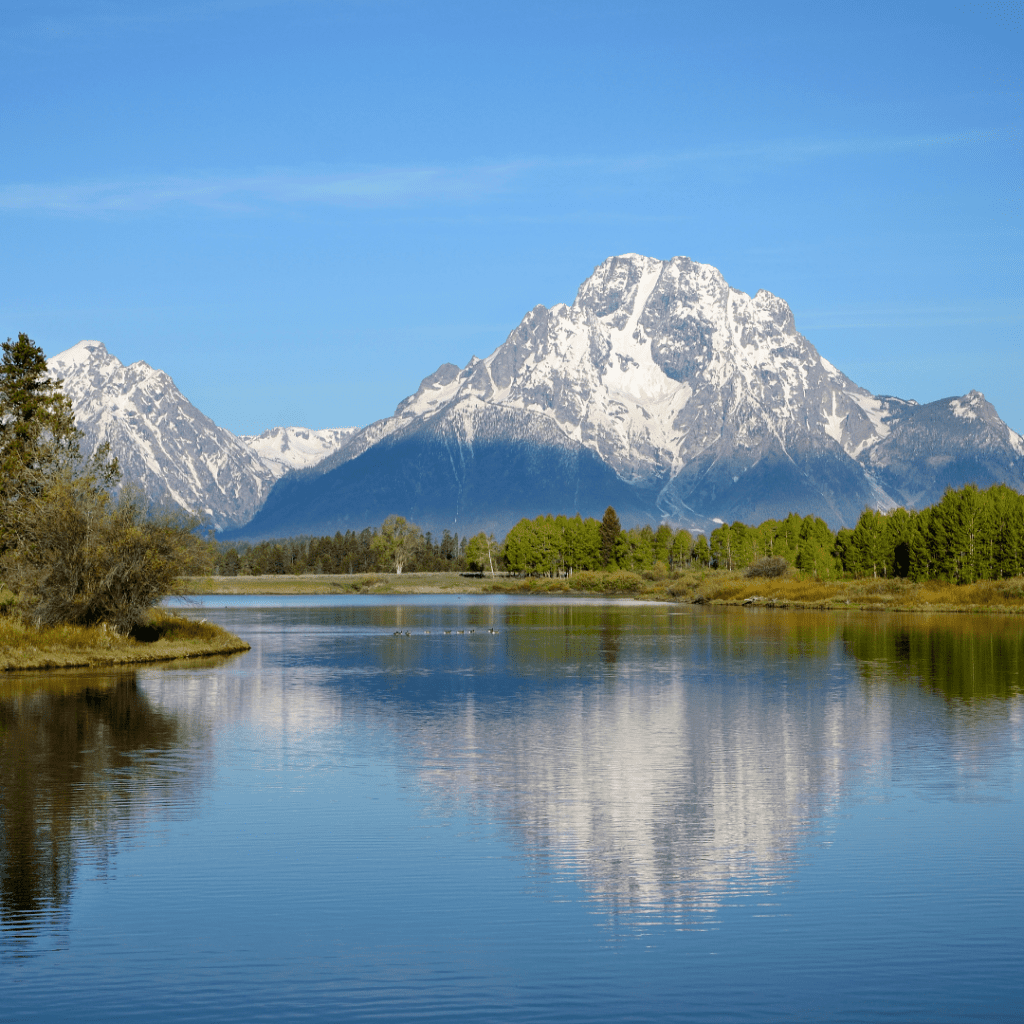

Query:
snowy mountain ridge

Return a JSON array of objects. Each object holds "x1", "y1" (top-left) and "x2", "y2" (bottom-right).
[
  {"x1": 239, "y1": 426, "x2": 360, "y2": 480},
  {"x1": 47, "y1": 341, "x2": 355, "y2": 528},
  {"x1": 47, "y1": 252, "x2": 1024, "y2": 540},
  {"x1": 245, "y1": 253, "x2": 1024, "y2": 537}
]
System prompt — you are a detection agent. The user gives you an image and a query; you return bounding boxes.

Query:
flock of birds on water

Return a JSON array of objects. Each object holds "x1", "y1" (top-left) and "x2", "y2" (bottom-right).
[{"x1": 391, "y1": 628, "x2": 499, "y2": 636}]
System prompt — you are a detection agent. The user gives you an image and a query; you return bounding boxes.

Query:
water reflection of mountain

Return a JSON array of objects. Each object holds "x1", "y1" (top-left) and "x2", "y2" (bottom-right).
[
  {"x1": 0, "y1": 673, "x2": 208, "y2": 951},
  {"x1": 305, "y1": 604, "x2": 1023, "y2": 922},
  {"x1": 224, "y1": 606, "x2": 850, "y2": 920}
]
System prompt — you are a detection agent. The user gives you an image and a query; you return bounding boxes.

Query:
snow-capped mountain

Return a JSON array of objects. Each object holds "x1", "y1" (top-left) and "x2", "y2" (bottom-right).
[
  {"x1": 48, "y1": 341, "x2": 277, "y2": 530},
  {"x1": 239, "y1": 426, "x2": 359, "y2": 480},
  {"x1": 239, "y1": 253, "x2": 1024, "y2": 539}
]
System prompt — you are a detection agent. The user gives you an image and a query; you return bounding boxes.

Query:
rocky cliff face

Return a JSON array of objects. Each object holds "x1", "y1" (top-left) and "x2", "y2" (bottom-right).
[{"x1": 239, "y1": 254, "x2": 1024, "y2": 538}]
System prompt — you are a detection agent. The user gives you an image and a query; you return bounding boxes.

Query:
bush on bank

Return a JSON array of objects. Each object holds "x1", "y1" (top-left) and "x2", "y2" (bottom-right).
[{"x1": 1, "y1": 333, "x2": 211, "y2": 635}]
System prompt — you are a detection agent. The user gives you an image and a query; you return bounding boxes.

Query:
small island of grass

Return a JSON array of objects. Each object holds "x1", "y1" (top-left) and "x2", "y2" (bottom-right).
[{"x1": 0, "y1": 609, "x2": 250, "y2": 672}]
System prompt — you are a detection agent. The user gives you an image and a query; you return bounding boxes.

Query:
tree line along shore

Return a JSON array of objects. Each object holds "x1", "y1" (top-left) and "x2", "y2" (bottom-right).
[{"x1": 203, "y1": 484, "x2": 1024, "y2": 612}]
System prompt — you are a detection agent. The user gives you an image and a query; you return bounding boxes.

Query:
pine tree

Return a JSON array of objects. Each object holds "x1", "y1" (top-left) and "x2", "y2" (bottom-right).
[
  {"x1": 598, "y1": 506, "x2": 621, "y2": 568},
  {"x1": 0, "y1": 334, "x2": 83, "y2": 546}
]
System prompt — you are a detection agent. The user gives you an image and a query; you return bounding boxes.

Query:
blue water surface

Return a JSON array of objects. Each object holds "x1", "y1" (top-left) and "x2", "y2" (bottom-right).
[{"x1": 2, "y1": 598, "x2": 1021, "y2": 1022}]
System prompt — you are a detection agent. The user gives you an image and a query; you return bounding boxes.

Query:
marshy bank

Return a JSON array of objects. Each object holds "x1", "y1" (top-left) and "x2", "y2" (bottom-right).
[
  {"x1": 179, "y1": 570, "x2": 1024, "y2": 613},
  {"x1": 0, "y1": 609, "x2": 250, "y2": 671}
]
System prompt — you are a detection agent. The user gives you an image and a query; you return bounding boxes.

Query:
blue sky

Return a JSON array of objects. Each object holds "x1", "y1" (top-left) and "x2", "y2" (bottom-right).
[{"x1": 2, "y1": 0, "x2": 1020, "y2": 435}]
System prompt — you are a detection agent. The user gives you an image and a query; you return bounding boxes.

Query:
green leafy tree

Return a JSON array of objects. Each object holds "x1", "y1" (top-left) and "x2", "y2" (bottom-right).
[
  {"x1": 653, "y1": 524, "x2": 674, "y2": 566},
  {"x1": 466, "y1": 531, "x2": 498, "y2": 575},
  {"x1": 692, "y1": 533, "x2": 711, "y2": 567},
  {"x1": 988, "y1": 483, "x2": 1024, "y2": 578},
  {"x1": 5, "y1": 476, "x2": 208, "y2": 632},
  {"x1": 850, "y1": 508, "x2": 889, "y2": 577},
  {"x1": 562, "y1": 514, "x2": 601, "y2": 573},
  {"x1": 371, "y1": 515, "x2": 422, "y2": 574},
  {"x1": 501, "y1": 518, "x2": 532, "y2": 575},
  {"x1": 219, "y1": 547, "x2": 241, "y2": 576},
  {"x1": 622, "y1": 524, "x2": 655, "y2": 572},
  {"x1": 0, "y1": 334, "x2": 213, "y2": 630},
  {"x1": 834, "y1": 527, "x2": 856, "y2": 575},
  {"x1": 927, "y1": 485, "x2": 991, "y2": 583},
  {"x1": 670, "y1": 528, "x2": 693, "y2": 568}
]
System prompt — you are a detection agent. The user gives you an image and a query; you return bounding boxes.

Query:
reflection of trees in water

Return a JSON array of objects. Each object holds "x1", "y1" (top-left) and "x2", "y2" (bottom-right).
[
  {"x1": 842, "y1": 614, "x2": 1024, "y2": 700},
  {"x1": 366, "y1": 607, "x2": 1022, "y2": 923},
  {"x1": 0, "y1": 673, "x2": 205, "y2": 951}
]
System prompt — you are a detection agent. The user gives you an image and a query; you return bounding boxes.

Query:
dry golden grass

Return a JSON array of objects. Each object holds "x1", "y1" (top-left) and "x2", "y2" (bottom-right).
[
  {"x1": 0, "y1": 609, "x2": 250, "y2": 671},
  {"x1": 695, "y1": 574, "x2": 1024, "y2": 612},
  {"x1": 178, "y1": 570, "x2": 1024, "y2": 613}
]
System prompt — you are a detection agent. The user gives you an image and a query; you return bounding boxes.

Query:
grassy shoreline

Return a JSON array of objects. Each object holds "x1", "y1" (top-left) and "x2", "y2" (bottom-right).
[
  {"x1": 179, "y1": 571, "x2": 1024, "y2": 614},
  {"x1": 0, "y1": 609, "x2": 250, "y2": 672}
]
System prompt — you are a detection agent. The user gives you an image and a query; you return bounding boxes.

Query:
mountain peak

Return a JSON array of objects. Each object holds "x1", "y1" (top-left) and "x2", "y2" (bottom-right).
[
  {"x1": 237, "y1": 252, "x2": 1024, "y2": 538},
  {"x1": 49, "y1": 339, "x2": 116, "y2": 370},
  {"x1": 48, "y1": 339, "x2": 275, "y2": 529}
]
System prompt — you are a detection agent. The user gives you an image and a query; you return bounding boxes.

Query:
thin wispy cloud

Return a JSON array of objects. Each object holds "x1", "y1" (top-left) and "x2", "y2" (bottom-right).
[
  {"x1": 0, "y1": 128, "x2": 1010, "y2": 216},
  {"x1": 0, "y1": 163, "x2": 531, "y2": 214}
]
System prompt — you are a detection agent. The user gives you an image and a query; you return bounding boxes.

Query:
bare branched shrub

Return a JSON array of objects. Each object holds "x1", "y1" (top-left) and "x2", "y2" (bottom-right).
[
  {"x1": 743, "y1": 556, "x2": 791, "y2": 579},
  {"x1": 94, "y1": 490, "x2": 208, "y2": 633}
]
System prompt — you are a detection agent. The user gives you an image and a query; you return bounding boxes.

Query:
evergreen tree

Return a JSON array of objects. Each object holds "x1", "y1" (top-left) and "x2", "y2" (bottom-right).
[
  {"x1": 598, "y1": 506, "x2": 621, "y2": 568},
  {"x1": 0, "y1": 334, "x2": 85, "y2": 548},
  {"x1": 796, "y1": 515, "x2": 840, "y2": 579},
  {"x1": 884, "y1": 507, "x2": 913, "y2": 578}
]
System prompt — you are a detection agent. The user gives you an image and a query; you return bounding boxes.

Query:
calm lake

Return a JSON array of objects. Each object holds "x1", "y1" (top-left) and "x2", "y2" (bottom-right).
[{"x1": 1, "y1": 596, "x2": 1022, "y2": 1022}]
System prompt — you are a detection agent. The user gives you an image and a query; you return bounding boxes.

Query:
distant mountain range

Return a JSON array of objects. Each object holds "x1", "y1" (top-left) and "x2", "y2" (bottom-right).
[
  {"x1": 48, "y1": 342, "x2": 356, "y2": 530},
  {"x1": 49, "y1": 254, "x2": 1024, "y2": 537},
  {"x1": 238, "y1": 426, "x2": 360, "y2": 480},
  {"x1": 233, "y1": 254, "x2": 1024, "y2": 537}
]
